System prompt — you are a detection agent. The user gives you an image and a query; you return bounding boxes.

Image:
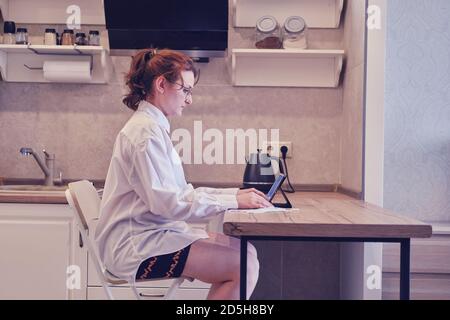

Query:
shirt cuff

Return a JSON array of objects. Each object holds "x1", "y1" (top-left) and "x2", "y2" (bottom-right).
[
  {"x1": 217, "y1": 194, "x2": 239, "y2": 210},
  {"x1": 216, "y1": 188, "x2": 240, "y2": 195}
]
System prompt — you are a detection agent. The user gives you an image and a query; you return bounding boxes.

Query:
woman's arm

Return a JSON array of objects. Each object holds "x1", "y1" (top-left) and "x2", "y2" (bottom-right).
[{"x1": 128, "y1": 134, "x2": 238, "y2": 221}]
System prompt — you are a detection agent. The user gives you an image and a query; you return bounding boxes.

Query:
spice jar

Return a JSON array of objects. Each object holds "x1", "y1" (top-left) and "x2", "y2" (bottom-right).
[
  {"x1": 61, "y1": 29, "x2": 74, "y2": 45},
  {"x1": 15, "y1": 27, "x2": 28, "y2": 45},
  {"x1": 88, "y1": 30, "x2": 100, "y2": 46},
  {"x1": 3, "y1": 21, "x2": 16, "y2": 45},
  {"x1": 255, "y1": 16, "x2": 282, "y2": 49},
  {"x1": 282, "y1": 16, "x2": 308, "y2": 49},
  {"x1": 44, "y1": 28, "x2": 57, "y2": 45},
  {"x1": 75, "y1": 32, "x2": 87, "y2": 45}
]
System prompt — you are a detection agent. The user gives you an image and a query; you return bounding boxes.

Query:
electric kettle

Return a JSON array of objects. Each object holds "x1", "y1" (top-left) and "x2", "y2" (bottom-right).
[{"x1": 243, "y1": 149, "x2": 276, "y2": 192}]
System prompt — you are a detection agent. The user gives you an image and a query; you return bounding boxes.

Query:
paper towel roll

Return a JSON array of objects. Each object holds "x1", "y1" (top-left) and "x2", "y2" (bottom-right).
[{"x1": 43, "y1": 60, "x2": 92, "y2": 83}]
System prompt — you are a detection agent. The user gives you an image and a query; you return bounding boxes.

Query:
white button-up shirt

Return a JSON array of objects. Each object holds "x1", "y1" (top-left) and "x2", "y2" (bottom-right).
[{"x1": 95, "y1": 101, "x2": 239, "y2": 281}]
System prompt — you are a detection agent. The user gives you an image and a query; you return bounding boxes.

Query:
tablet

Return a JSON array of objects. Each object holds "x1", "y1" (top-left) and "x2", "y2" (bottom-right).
[{"x1": 266, "y1": 174, "x2": 286, "y2": 202}]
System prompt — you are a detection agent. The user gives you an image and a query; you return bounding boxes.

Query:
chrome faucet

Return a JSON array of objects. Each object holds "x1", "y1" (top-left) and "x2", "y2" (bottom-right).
[{"x1": 19, "y1": 147, "x2": 62, "y2": 186}]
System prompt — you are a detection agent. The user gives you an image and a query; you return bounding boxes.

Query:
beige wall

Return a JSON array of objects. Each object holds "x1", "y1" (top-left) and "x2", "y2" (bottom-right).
[{"x1": 0, "y1": 1, "x2": 357, "y2": 189}]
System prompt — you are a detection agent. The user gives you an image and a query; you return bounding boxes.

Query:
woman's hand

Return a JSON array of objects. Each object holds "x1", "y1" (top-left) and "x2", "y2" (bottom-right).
[{"x1": 237, "y1": 188, "x2": 273, "y2": 209}]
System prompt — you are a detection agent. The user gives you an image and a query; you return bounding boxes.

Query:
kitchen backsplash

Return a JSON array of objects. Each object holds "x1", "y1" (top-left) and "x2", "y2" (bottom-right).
[{"x1": 0, "y1": 1, "x2": 365, "y2": 192}]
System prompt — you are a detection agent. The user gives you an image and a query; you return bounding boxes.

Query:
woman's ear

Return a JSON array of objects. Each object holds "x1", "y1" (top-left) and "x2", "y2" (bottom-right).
[{"x1": 154, "y1": 75, "x2": 165, "y2": 94}]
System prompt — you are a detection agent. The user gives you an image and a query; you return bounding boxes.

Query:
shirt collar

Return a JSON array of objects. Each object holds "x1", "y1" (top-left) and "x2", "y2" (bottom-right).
[{"x1": 137, "y1": 100, "x2": 170, "y2": 133}]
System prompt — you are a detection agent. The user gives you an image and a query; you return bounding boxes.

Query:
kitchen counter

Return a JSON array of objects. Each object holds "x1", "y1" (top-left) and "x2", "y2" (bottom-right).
[
  {"x1": 0, "y1": 178, "x2": 105, "y2": 204},
  {"x1": 0, "y1": 178, "x2": 349, "y2": 205},
  {"x1": 0, "y1": 189, "x2": 68, "y2": 204}
]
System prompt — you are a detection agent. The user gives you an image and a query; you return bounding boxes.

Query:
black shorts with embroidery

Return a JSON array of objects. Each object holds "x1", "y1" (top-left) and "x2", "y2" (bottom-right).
[{"x1": 135, "y1": 245, "x2": 191, "y2": 280}]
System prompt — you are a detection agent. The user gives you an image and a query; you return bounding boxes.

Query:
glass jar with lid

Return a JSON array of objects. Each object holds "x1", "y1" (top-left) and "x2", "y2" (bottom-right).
[
  {"x1": 255, "y1": 15, "x2": 282, "y2": 49},
  {"x1": 88, "y1": 30, "x2": 100, "y2": 46},
  {"x1": 44, "y1": 28, "x2": 57, "y2": 45},
  {"x1": 282, "y1": 16, "x2": 308, "y2": 49},
  {"x1": 3, "y1": 21, "x2": 16, "y2": 45},
  {"x1": 75, "y1": 32, "x2": 87, "y2": 45},
  {"x1": 15, "y1": 27, "x2": 28, "y2": 45},
  {"x1": 61, "y1": 29, "x2": 75, "y2": 45}
]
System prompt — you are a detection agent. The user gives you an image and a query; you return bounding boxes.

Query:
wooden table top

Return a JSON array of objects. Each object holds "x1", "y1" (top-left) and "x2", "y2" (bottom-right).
[{"x1": 223, "y1": 192, "x2": 432, "y2": 239}]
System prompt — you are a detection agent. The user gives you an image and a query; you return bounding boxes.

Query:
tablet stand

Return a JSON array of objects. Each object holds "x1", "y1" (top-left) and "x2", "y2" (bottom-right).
[{"x1": 272, "y1": 188, "x2": 293, "y2": 208}]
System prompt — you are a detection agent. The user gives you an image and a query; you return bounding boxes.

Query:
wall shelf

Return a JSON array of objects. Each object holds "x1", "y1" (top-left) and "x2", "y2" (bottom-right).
[
  {"x1": 231, "y1": 49, "x2": 345, "y2": 88},
  {"x1": 0, "y1": 44, "x2": 112, "y2": 83},
  {"x1": 0, "y1": 44, "x2": 104, "y2": 55},
  {"x1": 233, "y1": 0, "x2": 344, "y2": 29}
]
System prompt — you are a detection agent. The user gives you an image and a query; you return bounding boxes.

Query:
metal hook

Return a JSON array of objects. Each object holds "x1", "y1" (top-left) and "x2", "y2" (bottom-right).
[{"x1": 24, "y1": 64, "x2": 43, "y2": 70}]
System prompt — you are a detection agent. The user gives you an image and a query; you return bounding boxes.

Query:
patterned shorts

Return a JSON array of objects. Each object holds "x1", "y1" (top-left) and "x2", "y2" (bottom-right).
[{"x1": 135, "y1": 245, "x2": 191, "y2": 280}]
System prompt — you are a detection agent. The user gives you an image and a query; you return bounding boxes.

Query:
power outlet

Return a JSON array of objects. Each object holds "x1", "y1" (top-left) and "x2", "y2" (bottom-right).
[{"x1": 263, "y1": 141, "x2": 293, "y2": 158}]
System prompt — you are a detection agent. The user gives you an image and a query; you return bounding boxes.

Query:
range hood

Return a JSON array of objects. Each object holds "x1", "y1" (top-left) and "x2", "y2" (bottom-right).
[{"x1": 104, "y1": 0, "x2": 228, "y2": 60}]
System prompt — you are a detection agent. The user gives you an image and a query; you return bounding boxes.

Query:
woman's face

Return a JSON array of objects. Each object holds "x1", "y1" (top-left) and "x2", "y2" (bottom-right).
[{"x1": 160, "y1": 70, "x2": 195, "y2": 117}]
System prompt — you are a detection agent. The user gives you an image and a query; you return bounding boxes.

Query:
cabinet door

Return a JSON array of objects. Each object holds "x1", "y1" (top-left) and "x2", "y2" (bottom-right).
[
  {"x1": 0, "y1": 203, "x2": 87, "y2": 299},
  {"x1": 87, "y1": 286, "x2": 209, "y2": 300}
]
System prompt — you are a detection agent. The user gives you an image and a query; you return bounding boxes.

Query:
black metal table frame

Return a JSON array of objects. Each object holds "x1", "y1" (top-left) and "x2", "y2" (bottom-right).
[{"x1": 240, "y1": 236, "x2": 411, "y2": 300}]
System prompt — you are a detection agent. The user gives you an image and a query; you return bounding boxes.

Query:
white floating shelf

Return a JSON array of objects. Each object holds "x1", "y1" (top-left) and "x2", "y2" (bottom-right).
[
  {"x1": 231, "y1": 49, "x2": 345, "y2": 88},
  {"x1": 233, "y1": 0, "x2": 344, "y2": 29},
  {"x1": 0, "y1": 44, "x2": 112, "y2": 84},
  {"x1": 0, "y1": 44, "x2": 105, "y2": 55}
]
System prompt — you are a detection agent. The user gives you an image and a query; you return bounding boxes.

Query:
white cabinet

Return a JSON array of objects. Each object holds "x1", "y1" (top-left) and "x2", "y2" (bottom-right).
[
  {"x1": 0, "y1": 203, "x2": 87, "y2": 299},
  {"x1": 231, "y1": 0, "x2": 345, "y2": 87},
  {"x1": 233, "y1": 0, "x2": 344, "y2": 29},
  {"x1": 87, "y1": 286, "x2": 209, "y2": 300},
  {"x1": 0, "y1": 202, "x2": 212, "y2": 300},
  {"x1": 0, "y1": 0, "x2": 112, "y2": 83},
  {"x1": 0, "y1": 0, "x2": 104, "y2": 24}
]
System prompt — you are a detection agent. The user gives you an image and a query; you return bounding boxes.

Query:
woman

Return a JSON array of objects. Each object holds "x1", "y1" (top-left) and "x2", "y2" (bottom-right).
[{"x1": 95, "y1": 49, "x2": 272, "y2": 300}]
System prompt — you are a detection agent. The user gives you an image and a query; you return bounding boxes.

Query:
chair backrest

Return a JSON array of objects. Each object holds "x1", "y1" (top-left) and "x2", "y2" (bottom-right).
[
  {"x1": 66, "y1": 180, "x2": 189, "y2": 299},
  {"x1": 65, "y1": 180, "x2": 109, "y2": 284},
  {"x1": 66, "y1": 180, "x2": 101, "y2": 231}
]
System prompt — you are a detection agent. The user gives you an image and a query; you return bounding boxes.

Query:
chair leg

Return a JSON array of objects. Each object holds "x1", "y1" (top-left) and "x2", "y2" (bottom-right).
[
  {"x1": 131, "y1": 284, "x2": 142, "y2": 300},
  {"x1": 103, "y1": 285, "x2": 115, "y2": 300},
  {"x1": 164, "y1": 277, "x2": 185, "y2": 300}
]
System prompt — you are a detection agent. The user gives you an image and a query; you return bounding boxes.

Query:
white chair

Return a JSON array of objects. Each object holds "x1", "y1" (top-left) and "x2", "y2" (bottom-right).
[{"x1": 65, "y1": 180, "x2": 191, "y2": 300}]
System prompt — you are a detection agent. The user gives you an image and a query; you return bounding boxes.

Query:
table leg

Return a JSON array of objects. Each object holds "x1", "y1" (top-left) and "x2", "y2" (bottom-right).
[
  {"x1": 399, "y1": 238, "x2": 411, "y2": 300},
  {"x1": 240, "y1": 237, "x2": 247, "y2": 300}
]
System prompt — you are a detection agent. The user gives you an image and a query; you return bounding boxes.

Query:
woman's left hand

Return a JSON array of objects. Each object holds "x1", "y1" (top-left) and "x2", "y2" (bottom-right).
[{"x1": 237, "y1": 188, "x2": 269, "y2": 200}]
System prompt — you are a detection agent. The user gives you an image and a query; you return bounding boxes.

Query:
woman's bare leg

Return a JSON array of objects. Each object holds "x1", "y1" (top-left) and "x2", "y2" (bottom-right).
[{"x1": 181, "y1": 232, "x2": 259, "y2": 300}]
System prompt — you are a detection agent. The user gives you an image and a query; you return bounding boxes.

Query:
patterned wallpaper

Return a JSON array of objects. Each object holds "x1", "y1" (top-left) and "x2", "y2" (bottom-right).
[{"x1": 384, "y1": 0, "x2": 450, "y2": 221}]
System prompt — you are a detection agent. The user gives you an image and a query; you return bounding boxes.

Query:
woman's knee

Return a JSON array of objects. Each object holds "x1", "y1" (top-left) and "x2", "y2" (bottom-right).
[
  {"x1": 247, "y1": 242, "x2": 258, "y2": 258},
  {"x1": 246, "y1": 243, "x2": 260, "y2": 284}
]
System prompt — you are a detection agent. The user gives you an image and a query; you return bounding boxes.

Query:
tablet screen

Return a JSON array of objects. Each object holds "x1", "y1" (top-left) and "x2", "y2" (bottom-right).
[{"x1": 266, "y1": 174, "x2": 286, "y2": 202}]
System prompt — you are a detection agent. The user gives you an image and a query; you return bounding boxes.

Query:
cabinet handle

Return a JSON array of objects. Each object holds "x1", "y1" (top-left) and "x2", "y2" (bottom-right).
[
  {"x1": 139, "y1": 292, "x2": 165, "y2": 298},
  {"x1": 79, "y1": 232, "x2": 84, "y2": 248}
]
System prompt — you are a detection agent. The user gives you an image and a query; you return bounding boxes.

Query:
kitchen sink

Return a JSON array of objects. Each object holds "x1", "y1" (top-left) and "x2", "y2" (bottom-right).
[{"x1": 0, "y1": 185, "x2": 68, "y2": 191}]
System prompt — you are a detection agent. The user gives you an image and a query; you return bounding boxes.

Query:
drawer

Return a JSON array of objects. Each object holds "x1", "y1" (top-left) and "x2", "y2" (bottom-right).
[
  {"x1": 382, "y1": 272, "x2": 450, "y2": 300},
  {"x1": 383, "y1": 235, "x2": 450, "y2": 274},
  {"x1": 87, "y1": 286, "x2": 209, "y2": 300}
]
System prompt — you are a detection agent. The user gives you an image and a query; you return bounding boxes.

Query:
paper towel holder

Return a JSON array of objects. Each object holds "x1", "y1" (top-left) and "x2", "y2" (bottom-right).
[
  {"x1": 23, "y1": 44, "x2": 93, "y2": 71},
  {"x1": 24, "y1": 55, "x2": 93, "y2": 71}
]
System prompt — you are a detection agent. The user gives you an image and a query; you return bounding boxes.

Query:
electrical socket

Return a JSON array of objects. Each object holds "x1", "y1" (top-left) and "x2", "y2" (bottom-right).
[{"x1": 263, "y1": 141, "x2": 293, "y2": 158}]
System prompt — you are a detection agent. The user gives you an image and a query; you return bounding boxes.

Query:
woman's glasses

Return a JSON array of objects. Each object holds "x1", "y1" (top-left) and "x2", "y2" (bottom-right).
[{"x1": 168, "y1": 81, "x2": 193, "y2": 99}]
